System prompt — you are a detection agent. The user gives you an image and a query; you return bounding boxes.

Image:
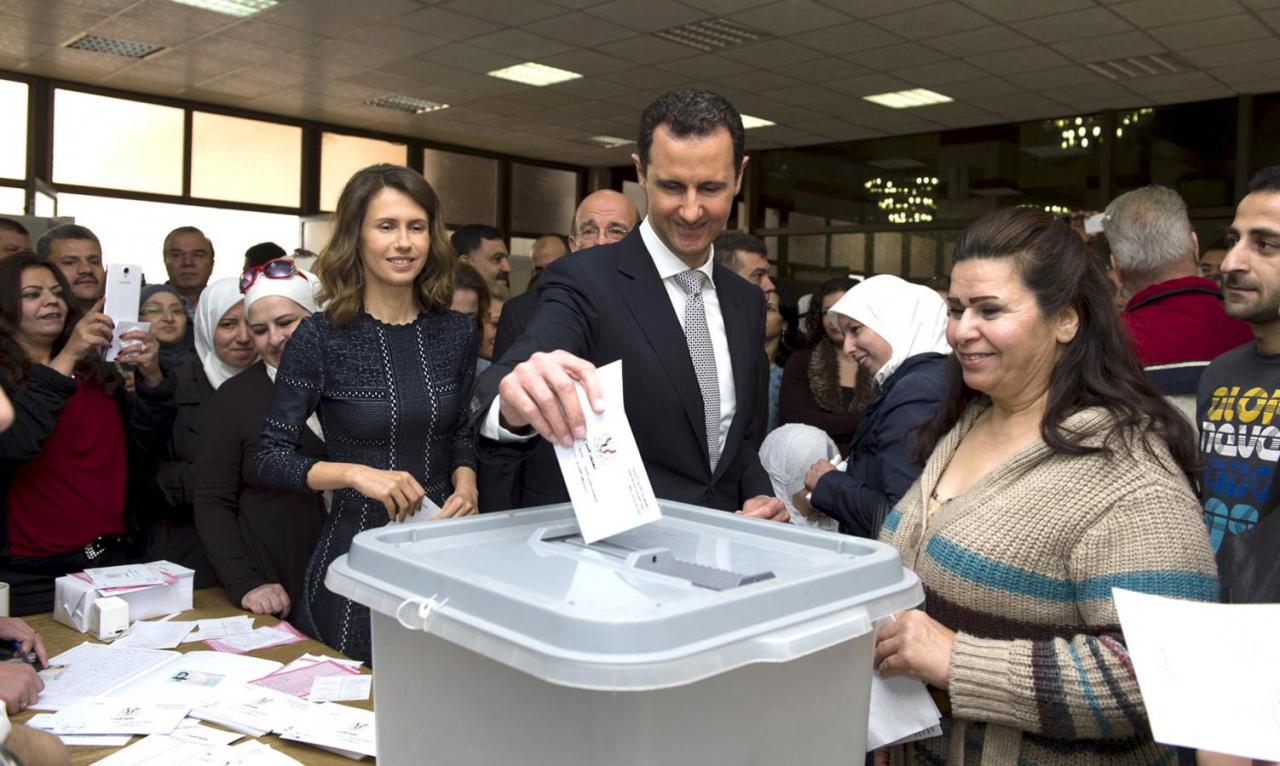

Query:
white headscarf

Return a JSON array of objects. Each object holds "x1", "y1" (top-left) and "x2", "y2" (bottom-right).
[
  {"x1": 243, "y1": 263, "x2": 320, "y2": 317},
  {"x1": 758, "y1": 424, "x2": 840, "y2": 532},
  {"x1": 827, "y1": 274, "x2": 951, "y2": 386},
  {"x1": 194, "y1": 277, "x2": 254, "y2": 390}
]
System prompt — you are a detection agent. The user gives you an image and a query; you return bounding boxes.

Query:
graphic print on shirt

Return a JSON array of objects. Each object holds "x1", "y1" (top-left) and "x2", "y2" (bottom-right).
[{"x1": 1199, "y1": 384, "x2": 1280, "y2": 549}]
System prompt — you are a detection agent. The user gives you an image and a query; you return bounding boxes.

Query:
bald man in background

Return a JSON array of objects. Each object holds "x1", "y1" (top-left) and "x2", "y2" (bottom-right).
[
  {"x1": 480, "y1": 189, "x2": 639, "y2": 512},
  {"x1": 493, "y1": 190, "x2": 639, "y2": 360}
]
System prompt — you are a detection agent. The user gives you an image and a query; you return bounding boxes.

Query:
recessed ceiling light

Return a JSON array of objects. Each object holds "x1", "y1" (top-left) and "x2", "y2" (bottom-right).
[
  {"x1": 863, "y1": 88, "x2": 953, "y2": 109},
  {"x1": 66, "y1": 33, "x2": 164, "y2": 59},
  {"x1": 487, "y1": 62, "x2": 582, "y2": 87},
  {"x1": 365, "y1": 95, "x2": 449, "y2": 114},
  {"x1": 169, "y1": 0, "x2": 278, "y2": 16},
  {"x1": 740, "y1": 114, "x2": 774, "y2": 129},
  {"x1": 654, "y1": 18, "x2": 769, "y2": 53},
  {"x1": 582, "y1": 135, "x2": 633, "y2": 148}
]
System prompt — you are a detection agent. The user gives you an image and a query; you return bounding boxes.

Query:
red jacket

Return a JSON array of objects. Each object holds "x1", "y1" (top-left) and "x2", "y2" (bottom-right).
[{"x1": 1122, "y1": 276, "x2": 1253, "y2": 393}]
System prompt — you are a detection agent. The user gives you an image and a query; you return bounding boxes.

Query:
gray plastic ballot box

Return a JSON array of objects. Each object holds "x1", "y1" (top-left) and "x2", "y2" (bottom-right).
[{"x1": 326, "y1": 501, "x2": 924, "y2": 765}]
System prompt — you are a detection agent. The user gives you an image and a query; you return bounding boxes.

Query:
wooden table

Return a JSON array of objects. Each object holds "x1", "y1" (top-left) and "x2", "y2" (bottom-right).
[{"x1": 11, "y1": 588, "x2": 375, "y2": 764}]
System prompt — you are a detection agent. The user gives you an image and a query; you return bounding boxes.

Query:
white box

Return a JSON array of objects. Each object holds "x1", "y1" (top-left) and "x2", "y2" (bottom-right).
[
  {"x1": 327, "y1": 502, "x2": 923, "y2": 765},
  {"x1": 53, "y1": 560, "x2": 194, "y2": 633}
]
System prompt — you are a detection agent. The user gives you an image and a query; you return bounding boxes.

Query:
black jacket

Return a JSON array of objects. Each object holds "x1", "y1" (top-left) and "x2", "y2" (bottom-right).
[
  {"x1": 810, "y1": 353, "x2": 949, "y2": 538},
  {"x1": 0, "y1": 363, "x2": 175, "y2": 558},
  {"x1": 471, "y1": 228, "x2": 773, "y2": 512}
]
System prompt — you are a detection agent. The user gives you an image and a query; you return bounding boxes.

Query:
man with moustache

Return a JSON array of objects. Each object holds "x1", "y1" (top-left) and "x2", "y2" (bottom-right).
[
  {"x1": 473, "y1": 89, "x2": 784, "y2": 521},
  {"x1": 163, "y1": 226, "x2": 215, "y2": 310},
  {"x1": 36, "y1": 224, "x2": 104, "y2": 312},
  {"x1": 452, "y1": 224, "x2": 510, "y2": 300}
]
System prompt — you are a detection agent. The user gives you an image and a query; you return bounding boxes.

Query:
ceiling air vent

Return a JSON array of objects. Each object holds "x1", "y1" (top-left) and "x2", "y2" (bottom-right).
[
  {"x1": 1086, "y1": 54, "x2": 1187, "y2": 81},
  {"x1": 67, "y1": 33, "x2": 164, "y2": 59},
  {"x1": 364, "y1": 95, "x2": 449, "y2": 114},
  {"x1": 654, "y1": 18, "x2": 769, "y2": 52}
]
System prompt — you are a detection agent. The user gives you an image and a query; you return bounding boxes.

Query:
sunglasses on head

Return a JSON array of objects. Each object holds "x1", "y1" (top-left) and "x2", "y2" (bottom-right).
[{"x1": 240, "y1": 258, "x2": 309, "y2": 294}]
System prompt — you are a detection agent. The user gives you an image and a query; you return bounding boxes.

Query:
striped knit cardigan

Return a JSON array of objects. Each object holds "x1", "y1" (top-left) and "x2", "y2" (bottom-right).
[{"x1": 881, "y1": 402, "x2": 1217, "y2": 765}]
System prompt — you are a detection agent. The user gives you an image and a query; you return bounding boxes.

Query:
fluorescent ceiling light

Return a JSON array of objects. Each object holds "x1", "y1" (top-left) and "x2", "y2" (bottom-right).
[
  {"x1": 169, "y1": 0, "x2": 278, "y2": 16},
  {"x1": 863, "y1": 88, "x2": 953, "y2": 109},
  {"x1": 366, "y1": 95, "x2": 449, "y2": 114},
  {"x1": 66, "y1": 34, "x2": 164, "y2": 59},
  {"x1": 487, "y1": 62, "x2": 582, "y2": 87},
  {"x1": 740, "y1": 114, "x2": 774, "y2": 129},
  {"x1": 583, "y1": 135, "x2": 633, "y2": 148}
]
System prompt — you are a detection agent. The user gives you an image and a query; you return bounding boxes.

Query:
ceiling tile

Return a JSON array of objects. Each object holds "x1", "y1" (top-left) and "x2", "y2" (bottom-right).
[
  {"x1": 255, "y1": 2, "x2": 371, "y2": 37},
  {"x1": 1209, "y1": 59, "x2": 1280, "y2": 84},
  {"x1": 1148, "y1": 14, "x2": 1270, "y2": 50},
  {"x1": 90, "y1": 17, "x2": 200, "y2": 49},
  {"x1": 295, "y1": 39, "x2": 410, "y2": 70},
  {"x1": 909, "y1": 101, "x2": 1002, "y2": 127},
  {"x1": 720, "y1": 38, "x2": 826, "y2": 66},
  {"x1": 654, "y1": 53, "x2": 754, "y2": 78},
  {"x1": 519, "y1": 12, "x2": 635, "y2": 46},
  {"x1": 713, "y1": 69, "x2": 803, "y2": 92},
  {"x1": 586, "y1": 0, "x2": 709, "y2": 32},
  {"x1": 682, "y1": 0, "x2": 777, "y2": 11},
  {"x1": 829, "y1": 0, "x2": 943, "y2": 18},
  {"x1": 969, "y1": 46, "x2": 1073, "y2": 75},
  {"x1": 604, "y1": 65, "x2": 689, "y2": 89},
  {"x1": 0, "y1": 33, "x2": 48, "y2": 59},
  {"x1": 1119, "y1": 70, "x2": 1222, "y2": 94},
  {"x1": 789, "y1": 21, "x2": 904, "y2": 54},
  {"x1": 1235, "y1": 78, "x2": 1280, "y2": 94},
  {"x1": 342, "y1": 26, "x2": 451, "y2": 57},
  {"x1": 145, "y1": 52, "x2": 248, "y2": 83},
  {"x1": 896, "y1": 59, "x2": 989, "y2": 86},
  {"x1": 1180, "y1": 39, "x2": 1280, "y2": 69},
  {"x1": 606, "y1": 35, "x2": 703, "y2": 64},
  {"x1": 934, "y1": 77, "x2": 1025, "y2": 99},
  {"x1": 825, "y1": 72, "x2": 914, "y2": 97},
  {"x1": 958, "y1": 0, "x2": 1095, "y2": 21},
  {"x1": 114, "y1": 0, "x2": 233, "y2": 36},
  {"x1": 842, "y1": 42, "x2": 952, "y2": 71},
  {"x1": 0, "y1": 11, "x2": 106, "y2": 46},
  {"x1": 219, "y1": 22, "x2": 325, "y2": 52},
  {"x1": 537, "y1": 48, "x2": 634, "y2": 76},
  {"x1": 1012, "y1": 7, "x2": 1135, "y2": 43},
  {"x1": 1003, "y1": 65, "x2": 1105, "y2": 89},
  {"x1": 441, "y1": 0, "x2": 569, "y2": 25},
  {"x1": 770, "y1": 56, "x2": 872, "y2": 83},
  {"x1": 1242, "y1": 0, "x2": 1280, "y2": 8},
  {"x1": 968, "y1": 91, "x2": 1071, "y2": 119},
  {"x1": 760, "y1": 83, "x2": 848, "y2": 106},
  {"x1": 1262, "y1": 8, "x2": 1280, "y2": 33},
  {"x1": 545, "y1": 76, "x2": 635, "y2": 101},
  {"x1": 168, "y1": 36, "x2": 277, "y2": 67},
  {"x1": 397, "y1": 7, "x2": 503, "y2": 39},
  {"x1": 466, "y1": 28, "x2": 575, "y2": 59},
  {"x1": 1047, "y1": 80, "x2": 1141, "y2": 104},
  {"x1": 417, "y1": 42, "x2": 525, "y2": 74},
  {"x1": 1110, "y1": 0, "x2": 1244, "y2": 27},
  {"x1": 729, "y1": 0, "x2": 852, "y2": 35},
  {"x1": 923, "y1": 26, "x2": 1038, "y2": 57},
  {"x1": 870, "y1": 2, "x2": 990, "y2": 38},
  {"x1": 1050, "y1": 31, "x2": 1167, "y2": 63}
]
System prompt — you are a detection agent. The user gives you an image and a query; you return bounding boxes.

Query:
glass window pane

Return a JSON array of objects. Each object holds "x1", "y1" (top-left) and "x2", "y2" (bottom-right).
[
  {"x1": 0, "y1": 79, "x2": 27, "y2": 180},
  {"x1": 872, "y1": 233, "x2": 902, "y2": 276},
  {"x1": 0, "y1": 186, "x2": 23, "y2": 215},
  {"x1": 192, "y1": 112, "x2": 301, "y2": 208},
  {"x1": 831, "y1": 233, "x2": 866, "y2": 273},
  {"x1": 320, "y1": 133, "x2": 407, "y2": 213},
  {"x1": 423, "y1": 149, "x2": 498, "y2": 227},
  {"x1": 1113, "y1": 100, "x2": 1236, "y2": 208},
  {"x1": 58, "y1": 192, "x2": 299, "y2": 287},
  {"x1": 509, "y1": 163, "x2": 577, "y2": 235},
  {"x1": 909, "y1": 234, "x2": 938, "y2": 279},
  {"x1": 1254, "y1": 94, "x2": 1280, "y2": 178},
  {"x1": 53, "y1": 89, "x2": 183, "y2": 195}
]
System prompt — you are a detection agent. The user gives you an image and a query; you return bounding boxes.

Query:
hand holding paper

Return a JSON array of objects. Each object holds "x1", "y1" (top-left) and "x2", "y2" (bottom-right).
[{"x1": 498, "y1": 350, "x2": 605, "y2": 447}]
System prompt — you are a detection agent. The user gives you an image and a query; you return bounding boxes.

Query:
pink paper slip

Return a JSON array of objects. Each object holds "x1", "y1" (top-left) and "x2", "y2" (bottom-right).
[
  {"x1": 248, "y1": 660, "x2": 358, "y2": 699},
  {"x1": 204, "y1": 621, "x2": 307, "y2": 654}
]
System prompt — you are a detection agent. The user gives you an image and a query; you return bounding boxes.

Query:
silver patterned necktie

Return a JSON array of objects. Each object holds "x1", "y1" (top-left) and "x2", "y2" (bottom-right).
[{"x1": 674, "y1": 269, "x2": 720, "y2": 473}]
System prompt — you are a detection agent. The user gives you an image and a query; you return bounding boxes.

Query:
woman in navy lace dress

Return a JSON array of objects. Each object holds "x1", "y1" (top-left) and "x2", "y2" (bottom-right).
[{"x1": 256, "y1": 164, "x2": 478, "y2": 663}]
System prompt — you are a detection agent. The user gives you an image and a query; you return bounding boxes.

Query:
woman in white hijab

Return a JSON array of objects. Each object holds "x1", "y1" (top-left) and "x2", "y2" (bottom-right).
[
  {"x1": 194, "y1": 259, "x2": 325, "y2": 619},
  {"x1": 799, "y1": 275, "x2": 952, "y2": 539},
  {"x1": 143, "y1": 277, "x2": 256, "y2": 586}
]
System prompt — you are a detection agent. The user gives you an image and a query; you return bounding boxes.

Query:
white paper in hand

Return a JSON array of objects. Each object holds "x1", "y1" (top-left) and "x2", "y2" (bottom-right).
[
  {"x1": 105, "y1": 320, "x2": 151, "y2": 362},
  {"x1": 866, "y1": 672, "x2": 942, "y2": 751},
  {"x1": 552, "y1": 360, "x2": 661, "y2": 544}
]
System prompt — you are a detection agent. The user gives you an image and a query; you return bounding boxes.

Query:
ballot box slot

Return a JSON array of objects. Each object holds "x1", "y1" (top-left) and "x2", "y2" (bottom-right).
[{"x1": 540, "y1": 530, "x2": 775, "y2": 591}]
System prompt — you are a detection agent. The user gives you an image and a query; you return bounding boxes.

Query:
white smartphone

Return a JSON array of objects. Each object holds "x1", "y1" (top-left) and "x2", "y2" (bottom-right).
[{"x1": 103, "y1": 264, "x2": 143, "y2": 324}]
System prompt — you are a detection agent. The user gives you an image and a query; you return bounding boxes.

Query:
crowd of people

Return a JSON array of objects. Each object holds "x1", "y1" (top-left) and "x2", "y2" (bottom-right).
[{"x1": 0, "y1": 86, "x2": 1275, "y2": 764}]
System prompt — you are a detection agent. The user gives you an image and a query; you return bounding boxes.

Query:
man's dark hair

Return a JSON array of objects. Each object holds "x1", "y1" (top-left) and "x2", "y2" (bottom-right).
[
  {"x1": 244, "y1": 241, "x2": 287, "y2": 269},
  {"x1": 35, "y1": 223, "x2": 99, "y2": 259},
  {"x1": 1247, "y1": 165, "x2": 1280, "y2": 195},
  {"x1": 637, "y1": 89, "x2": 745, "y2": 175},
  {"x1": 451, "y1": 224, "x2": 504, "y2": 258},
  {"x1": 163, "y1": 225, "x2": 214, "y2": 255},
  {"x1": 0, "y1": 217, "x2": 28, "y2": 237},
  {"x1": 713, "y1": 231, "x2": 767, "y2": 269}
]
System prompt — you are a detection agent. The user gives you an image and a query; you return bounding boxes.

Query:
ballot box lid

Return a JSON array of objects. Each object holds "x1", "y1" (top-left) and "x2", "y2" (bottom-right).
[{"x1": 327, "y1": 501, "x2": 922, "y2": 690}]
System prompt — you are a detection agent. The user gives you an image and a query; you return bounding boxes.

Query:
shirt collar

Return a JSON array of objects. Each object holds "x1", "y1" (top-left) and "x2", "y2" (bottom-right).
[{"x1": 640, "y1": 218, "x2": 717, "y2": 287}]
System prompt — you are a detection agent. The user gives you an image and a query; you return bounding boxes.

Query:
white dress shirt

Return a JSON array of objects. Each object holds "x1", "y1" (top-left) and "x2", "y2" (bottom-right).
[{"x1": 482, "y1": 217, "x2": 737, "y2": 456}]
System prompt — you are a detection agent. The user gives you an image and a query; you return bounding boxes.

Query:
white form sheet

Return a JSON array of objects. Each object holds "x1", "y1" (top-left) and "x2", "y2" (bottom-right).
[
  {"x1": 181, "y1": 616, "x2": 255, "y2": 643},
  {"x1": 1114, "y1": 588, "x2": 1280, "y2": 761},
  {"x1": 35, "y1": 643, "x2": 177, "y2": 710},
  {"x1": 552, "y1": 360, "x2": 662, "y2": 543},
  {"x1": 42, "y1": 698, "x2": 191, "y2": 736},
  {"x1": 111, "y1": 620, "x2": 195, "y2": 649},
  {"x1": 82, "y1": 564, "x2": 167, "y2": 590}
]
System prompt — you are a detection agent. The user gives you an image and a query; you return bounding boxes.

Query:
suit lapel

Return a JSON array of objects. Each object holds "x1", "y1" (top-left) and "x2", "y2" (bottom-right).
[
  {"x1": 713, "y1": 268, "x2": 753, "y2": 483},
  {"x1": 615, "y1": 232, "x2": 708, "y2": 468}
]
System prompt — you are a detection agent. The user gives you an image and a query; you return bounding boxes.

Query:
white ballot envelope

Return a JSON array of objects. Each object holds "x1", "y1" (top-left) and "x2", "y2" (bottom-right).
[
  {"x1": 553, "y1": 360, "x2": 662, "y2": 544},
  {"x1": 105, "y1": 320, "x2": 150, "y2": 363}
]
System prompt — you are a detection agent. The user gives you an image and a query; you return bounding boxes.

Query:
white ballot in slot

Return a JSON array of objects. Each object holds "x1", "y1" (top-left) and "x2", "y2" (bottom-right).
[
  {"x1": 552, "y1": 360, "x2": 661, "y2": 543},
  {"x1": 1114, "y1": 588, "x2": 1280, "y2": 762}
]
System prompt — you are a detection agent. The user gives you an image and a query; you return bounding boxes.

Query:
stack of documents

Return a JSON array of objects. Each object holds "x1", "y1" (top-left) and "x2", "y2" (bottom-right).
[
  {"x1": 54, "y1": 561, "x2": 196, "y2": 631},
  {"x1": 182, "y1": 616, "x2": 255, "y2": 643},
  {"x1": 204, "y1": 622, "x2": 307, "y2": 654},
  {"x1": 90, "y1": 734, "x2": 304, "y2": 765},
  {"x1": 278, "y1": 702, "x2": 377, "y2": 759},
  {"x1": 249, "y1": 658, "x2": 359, "y2": 699}
]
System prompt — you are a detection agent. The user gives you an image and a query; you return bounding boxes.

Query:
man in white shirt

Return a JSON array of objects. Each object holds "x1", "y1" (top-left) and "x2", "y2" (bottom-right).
[{"x1": 473, "y1": 90, "x2": 784, "y2": 519}]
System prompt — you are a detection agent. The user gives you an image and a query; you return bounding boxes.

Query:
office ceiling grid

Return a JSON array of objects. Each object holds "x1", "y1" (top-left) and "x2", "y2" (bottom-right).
[{"x1": 1, "y1": 0, "x2": 1277, "y2": 163}]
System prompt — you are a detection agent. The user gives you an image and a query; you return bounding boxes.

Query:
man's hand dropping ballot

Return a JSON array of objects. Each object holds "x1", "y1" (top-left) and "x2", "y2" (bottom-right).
[{"x1": 544, "y1": 360, "x2": 662, "y2": 543}]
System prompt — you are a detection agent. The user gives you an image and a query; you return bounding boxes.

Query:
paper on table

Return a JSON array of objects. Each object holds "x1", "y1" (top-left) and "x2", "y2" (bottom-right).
[
  {"x1": 866, "y1": 673, "x2": 942, "y2": 751},
  {"x1": 107, "y1": 650, "x2": 282, "y2": 709},
  {"x1": 83, "y1": 564, "x2": 167, "y2": 591},
  {"x1": 249, "y1": 660, "x2": 357, "y2": 699},
  {"x1": 283, "y1": 654, "x2": 363, "y2": 673},
  {"x1": 278, "y1": 701, "x2": 376, "y2": 759},
  {"x1": 104, "y1": 320, "x2": 151, "y2": 363},
  {"x1": 552, "y1": 360, "x2": 661, "y2": 544},
  {"x1": 89, "y1": 734, "x2": 213, "y2": 766},
  {"x1": 309, "y1": 674, "x2": 372, "y2": 702},
  {"x1": 228, "y1": 740, "x2": 306, "y2": 765},
  {"x1": 25, "y1": 714, "x2": 133, "y2": 747},
  {"x1": 43, "y1": 698, "x2": 191, "y2": 736},
  {"x1": 181, "y1": 615, "x2": 255, "y2": 643},
  {"x1": 204, "y1": 622, "x2": 306, "y2": 654},
  {"x1": 192, "y1": 682, "x2": 312, "y2": 737},
  {"x1": 35, "y1": 643, "x2": 177, "y2": 710},
  {"x1": 1114, "y1": 588, "x2": 1280, "y2": 761},
  {"x1": 111, "y1": 620, "x2": 195, "y2": 649},
  {"x1": 168, "y1": 718, "x2": 243, "y2": 747}
]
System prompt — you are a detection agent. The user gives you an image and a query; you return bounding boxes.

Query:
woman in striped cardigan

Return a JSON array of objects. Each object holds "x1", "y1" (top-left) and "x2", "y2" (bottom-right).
[{"x1": 872, "y1": 207, "x2": 1217, "y2": 766}]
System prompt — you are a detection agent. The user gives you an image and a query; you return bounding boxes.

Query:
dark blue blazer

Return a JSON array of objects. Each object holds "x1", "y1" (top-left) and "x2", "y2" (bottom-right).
[{"x1": 471, "y1": 227, "x2": 773, "y2": 512}]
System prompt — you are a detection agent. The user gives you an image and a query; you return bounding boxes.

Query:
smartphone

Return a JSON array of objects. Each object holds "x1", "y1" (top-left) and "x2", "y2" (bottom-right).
[{"x1": 103, "y1": 264, "x2": 143, "y2": 324}]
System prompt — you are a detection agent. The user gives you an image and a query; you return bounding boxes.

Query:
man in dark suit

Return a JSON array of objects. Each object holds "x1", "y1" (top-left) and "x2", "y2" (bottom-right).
[{"x1": 473, "y1": 89, "x2": 785, "y2": 520}]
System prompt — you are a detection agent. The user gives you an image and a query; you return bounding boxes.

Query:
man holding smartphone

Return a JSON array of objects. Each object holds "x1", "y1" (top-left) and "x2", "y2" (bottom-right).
[{"x1": 35, "y1": 225, "x2": 104, "y2": 313}]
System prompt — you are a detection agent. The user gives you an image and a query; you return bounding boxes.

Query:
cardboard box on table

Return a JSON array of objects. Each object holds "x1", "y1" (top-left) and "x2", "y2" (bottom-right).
[{"x1": 53, "y1": 560, "x2": 194, "y2": 632}]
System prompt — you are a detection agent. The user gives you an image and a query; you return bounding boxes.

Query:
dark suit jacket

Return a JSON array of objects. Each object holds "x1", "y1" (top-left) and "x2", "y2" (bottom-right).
[
  {"x1": 472, "y1": 228, "x2": 773, "y2": 512},
  {"x1": 493, "y1": 288, "x2": 537, "y2": 363}
]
